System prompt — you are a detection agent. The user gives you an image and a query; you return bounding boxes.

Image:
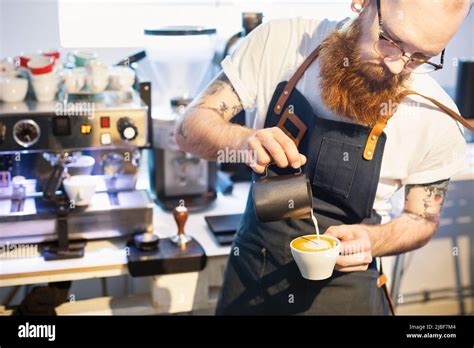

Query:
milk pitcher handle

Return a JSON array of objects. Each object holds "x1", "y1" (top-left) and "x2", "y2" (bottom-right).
[{"x1": 262, "y1": 162, "x2": 303, "y2": 179}]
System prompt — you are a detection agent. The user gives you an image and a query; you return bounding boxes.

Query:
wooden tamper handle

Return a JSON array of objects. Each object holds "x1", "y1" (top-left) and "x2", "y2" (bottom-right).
[
  {"x1": 174, "y1": 206, "x2": 188, "y2": 236},
  {"x1": 172, "y1": 206, "x2": 192, "y2": 247}
]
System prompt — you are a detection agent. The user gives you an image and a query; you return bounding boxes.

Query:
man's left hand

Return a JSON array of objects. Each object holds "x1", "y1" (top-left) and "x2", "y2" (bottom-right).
[{"x1": 325, "y1": 224, "x2": 373, "y2": 272}]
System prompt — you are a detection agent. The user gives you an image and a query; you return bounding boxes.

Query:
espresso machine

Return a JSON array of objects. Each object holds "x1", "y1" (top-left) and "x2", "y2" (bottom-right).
[
  {"x1": 0, "y1": 86, "x2": 154, "y2": 259},
  {"x1": 140, "y1": 26, "x2": 218, "y2": 211}
]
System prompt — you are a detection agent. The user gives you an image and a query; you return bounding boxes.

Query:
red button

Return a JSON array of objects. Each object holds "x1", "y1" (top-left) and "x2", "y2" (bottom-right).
[{"x1": 100, "y1": 116, "x2": 110, "y2": 128}]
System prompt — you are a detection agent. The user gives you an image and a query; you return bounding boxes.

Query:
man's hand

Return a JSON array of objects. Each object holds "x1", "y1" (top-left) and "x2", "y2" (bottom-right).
[
  {"x1": 239, "y1": 127, "x2": 307, "y2": 174},
  {"x1": 175, "y1": 71, "x2": 306, "y2": 173},
  {"x1": 325, "y1": 225, "x2": 373, "y2": 272}
]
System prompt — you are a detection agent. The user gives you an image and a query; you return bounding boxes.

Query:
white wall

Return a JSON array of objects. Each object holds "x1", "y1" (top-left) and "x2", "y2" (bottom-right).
[
  {"x1": 0, "y1": 0, "x2": 473, "y2": 91},
  {"x1": 1, "y1": 0, "x2": 60, "y2": 56},
  {"x1": 435, "y1": 10, "x2": 474, "y2": 94},
  {"x1": 0, "y1": 0, "x2": 136, "y2": 64}
]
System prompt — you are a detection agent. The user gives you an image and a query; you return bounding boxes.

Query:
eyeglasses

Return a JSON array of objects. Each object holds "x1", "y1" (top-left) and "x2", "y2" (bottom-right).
[{"x1": 374, "y1": 0, "x2": 445, "y2": 74}]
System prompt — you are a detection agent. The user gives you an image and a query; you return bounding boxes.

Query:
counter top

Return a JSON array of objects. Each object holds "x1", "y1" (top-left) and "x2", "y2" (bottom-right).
[
  {"x1": 152, "y1": 182, "x2": 249, "y2": 257},
  {"x1": 0, "y1": 183, "x2": 250, "y2": 287}
]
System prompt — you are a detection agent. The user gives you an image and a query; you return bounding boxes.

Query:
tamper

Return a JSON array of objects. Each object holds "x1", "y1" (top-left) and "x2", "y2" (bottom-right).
[{"x1": 171, "y1": 206, "x2": 192, "y2": 247}]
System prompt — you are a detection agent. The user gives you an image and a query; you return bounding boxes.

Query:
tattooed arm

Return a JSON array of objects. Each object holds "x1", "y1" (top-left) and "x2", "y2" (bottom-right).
[
  {"x1": 367, "y1": 179, "x2": 450, "y2": 257},
  {"x1": 325, "y1": 179, "x2": 450, "y2": 270},
  {"x1": 175, "y1": 72, "x2": 253, "y2": 161},
  {"x1": 175, "y1": 71, "x2": 307, "y2": 172}
]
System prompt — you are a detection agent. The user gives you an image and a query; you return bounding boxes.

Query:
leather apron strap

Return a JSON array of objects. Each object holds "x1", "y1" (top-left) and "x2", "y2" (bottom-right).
[
  {"x1": 273, "y1": 46, "x2": 322, "y2": 116},
  {"x1": 377, "y1": 257, "x2": 396, "y2": 315},
  {"x1": 400, "y1": 90, "x2": 474, "y2": 131}
]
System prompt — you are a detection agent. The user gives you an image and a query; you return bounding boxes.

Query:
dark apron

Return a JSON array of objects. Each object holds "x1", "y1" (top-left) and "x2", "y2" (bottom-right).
[{"x1": 216, "y1": 46, "x2": 391, "y2": 316}]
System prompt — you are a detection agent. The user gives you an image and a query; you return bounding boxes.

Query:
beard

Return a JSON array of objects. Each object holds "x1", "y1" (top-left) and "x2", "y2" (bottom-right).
[{"x1": 318, "y1": 16, "x2": 410, "y2": 126}]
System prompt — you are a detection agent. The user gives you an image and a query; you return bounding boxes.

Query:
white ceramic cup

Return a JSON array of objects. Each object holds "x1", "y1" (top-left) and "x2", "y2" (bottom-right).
[
  {"x1": 290, "y1": 234, "x2": 341, "y2": 281},
  {"x1": 64, "y1": 68, "x2": 86, "y2": 93},
  {"x1": 66, "y1": 155, "x2": 96, "y2": 176},
  {"x1": 0, "y1": 77, "x2": 28, "y2": 102},
  {"x1": 109, "y1": 66, "x2": 135, "y2": 91},
  {"x1": 85, "y1": 60, "x2": 109, "y2": 93},
  {"x1": 86, "y1": 74, "x2": 108, "y2": 93},
  {"x1": 31, "y1": 73, "x2": 58, "y2": 102},
  {"x1": 63, "y1": 175, "x2": 97, "y2": 207}
]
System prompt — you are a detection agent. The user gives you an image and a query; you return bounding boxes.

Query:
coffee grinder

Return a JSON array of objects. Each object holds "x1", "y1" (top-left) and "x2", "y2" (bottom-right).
[{"x1": 140, "y1": 26, "x2": 218, "y2": 211}]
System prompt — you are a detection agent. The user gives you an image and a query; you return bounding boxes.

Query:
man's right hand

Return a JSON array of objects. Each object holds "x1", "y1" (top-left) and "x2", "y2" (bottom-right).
[
  {"x1": 239, "y1": 127, "x2": 307, "y2": 174},
  {"x1": 176, "y1": 71, "x2": 306, "y2": 172}
]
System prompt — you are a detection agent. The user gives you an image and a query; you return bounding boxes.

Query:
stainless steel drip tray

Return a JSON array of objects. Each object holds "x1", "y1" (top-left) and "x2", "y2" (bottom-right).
[{"x1": 0, "y1": 190, "x2": 154, "y2": 245}]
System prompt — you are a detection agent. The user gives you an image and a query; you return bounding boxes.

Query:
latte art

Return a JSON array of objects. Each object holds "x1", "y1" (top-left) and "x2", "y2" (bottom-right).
[{"x1": 291, "y1": 235, "x2": 336, "y2": 252}]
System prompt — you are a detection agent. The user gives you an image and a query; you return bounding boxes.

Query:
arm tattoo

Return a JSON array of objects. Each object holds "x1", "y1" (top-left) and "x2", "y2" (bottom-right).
[
  {"x1": 403, "y1": 179, "x2": 450, "y2": 224},
  {"x1": 193, "y1": 101, "x2": 232, "y2": 119},
  {"x1": 193, "y1": 74, "x2": 243, "y2": 119}
]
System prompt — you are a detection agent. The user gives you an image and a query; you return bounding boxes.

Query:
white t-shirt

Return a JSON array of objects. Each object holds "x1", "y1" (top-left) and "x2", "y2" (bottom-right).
[{"x1": 221, "y1": 17, "x2": 467, "y2": 218}]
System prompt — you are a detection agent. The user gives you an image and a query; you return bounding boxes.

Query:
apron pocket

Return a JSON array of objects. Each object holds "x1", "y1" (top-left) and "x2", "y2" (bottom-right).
[{"x1": 313, "y1": 138, "x2": 361, "y2": 198}]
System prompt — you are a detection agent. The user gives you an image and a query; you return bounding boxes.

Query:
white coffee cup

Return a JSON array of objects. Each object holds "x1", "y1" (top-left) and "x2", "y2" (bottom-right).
[
  {"x1": 64, "y1": 68, "x2": 86, "y2": 93},
  {"x1": 0, "y1": 77, "x2": 28, "y2": 102},
  {"x1": 63, "y1": 175, "x2": 97, "y2": 207},
  {"x1": 66, "y1": 155, "x2": 96, "y2": 176},
  {"x1": 86, "y1": 60, "x2": 109, "y2": 93},
  {"x1": 31, "y1": 73, "x2": 58, "y2": 102},
  {"x1": 109, "y1": 66, "x2": 135, "y2": 91},
  {"x1": 86, "y1": 74, "x2": 108, "y2": 93},
  {"x1": 290, "y1": 234, "x2": 341, "y2": 281}
]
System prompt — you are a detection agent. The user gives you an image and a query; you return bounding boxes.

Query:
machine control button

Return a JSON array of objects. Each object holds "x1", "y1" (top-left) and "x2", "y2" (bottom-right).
[
  {"x1": 52, "y1": 116, "x2": 71, "y2": 136},
  {"x1": 100, "y1": 133, "x2": 112, "y2": 145},
  {"x1": 100, "y1": 116, "x2": 110, "y2": 128},
  {"x1": 117, "y1": 117, "x2": 138, "y2": 141},
  {"x1": 81, "y1": 124, "x2": 92, "y2": 134},
  {"x1": 123, "y1": 126, "x2": 137, "y2": 140},
  {"x1": 13, "y1": 119, "x2": 41, "y2": 148}
]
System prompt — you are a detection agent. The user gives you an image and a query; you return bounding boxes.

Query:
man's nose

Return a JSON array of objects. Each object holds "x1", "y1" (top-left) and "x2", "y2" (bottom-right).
[{"x1": 382, "y1": 57, "x2": 407, "y2": 75}]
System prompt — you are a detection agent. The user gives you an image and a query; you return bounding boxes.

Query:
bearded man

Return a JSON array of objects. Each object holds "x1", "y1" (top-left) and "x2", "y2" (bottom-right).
[{"x1": 175, "y1": 0, "x2": 473, "y2": 315}]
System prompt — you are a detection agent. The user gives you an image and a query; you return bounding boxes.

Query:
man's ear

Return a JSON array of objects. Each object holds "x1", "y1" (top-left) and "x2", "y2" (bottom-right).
[{"x1": 351, "y1": 0, "x2": 367, "y2": 13}]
